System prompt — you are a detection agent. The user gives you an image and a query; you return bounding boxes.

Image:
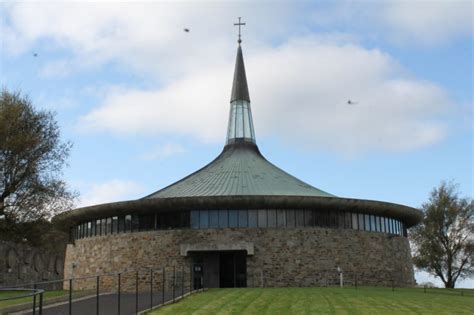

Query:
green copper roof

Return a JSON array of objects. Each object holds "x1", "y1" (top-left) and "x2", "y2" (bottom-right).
[{"x1": 145, "y1": 144, "x2": 333, "y2": 199}]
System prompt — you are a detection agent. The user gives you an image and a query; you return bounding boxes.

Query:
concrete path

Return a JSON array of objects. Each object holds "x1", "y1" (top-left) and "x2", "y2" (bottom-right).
[{"x1": 22, "y1": 290, "x2": 189, "y2": 315}]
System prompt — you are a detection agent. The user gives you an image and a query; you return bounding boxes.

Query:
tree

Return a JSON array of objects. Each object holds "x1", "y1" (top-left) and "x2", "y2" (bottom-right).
[
  {"x1": 0, "y1": 89, "x2": 76, "y2": 223},
  {"x1": 411, "y1": 181, "x2": 473, "y2": 288}
]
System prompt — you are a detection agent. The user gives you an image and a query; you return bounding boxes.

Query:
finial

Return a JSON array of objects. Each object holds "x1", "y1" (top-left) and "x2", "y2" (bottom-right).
[{"x1": 234, "y1": 17, "x2": 246, "y2": 45}]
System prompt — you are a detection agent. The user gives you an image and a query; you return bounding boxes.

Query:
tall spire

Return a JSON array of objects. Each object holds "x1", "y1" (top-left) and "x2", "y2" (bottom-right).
[
  {"x1": 226, "y1": 18, "x2": 256, "y2": 146},
  {"x1": 230, "y1": 45, "x2": 250, "y2": 102}
]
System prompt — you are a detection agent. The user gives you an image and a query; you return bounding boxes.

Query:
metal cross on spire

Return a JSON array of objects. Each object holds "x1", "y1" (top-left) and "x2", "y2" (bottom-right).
[{"x1": 234, "y1": 17, "x2": 246, "y2": 44}]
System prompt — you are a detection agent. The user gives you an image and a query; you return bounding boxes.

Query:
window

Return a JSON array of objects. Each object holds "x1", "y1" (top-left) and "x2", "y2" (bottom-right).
[
  {"x1": 344, "y1": 212, "x2": 352, "y2": 229},
  {"x1": 352, "y1": 213, "x2": 359, "y2": 230},
  {"x1": 258, "y1": 210, "x2": 267, "y2": 228},
  {"x1": 358, "y1": 213, "x2": 364, "y2": 230},
  {"x1": 209, "y1": 210, "x2": 219, "y2": 228},
  {"x1": 180, "y1": 212, "x2": 190, "y2": 228},
  {"x1": 304, "y1": 210, "x2": 314, "y2": 227},
  {"x1": 87, "y1": 222, "x2": 92, "y2": 237},
  {"x1": 364, "y1": 214, "x2": 370, "y2": 231},
  {"x1": 91, "y1": 221, "x2": 96, "y2": 236},
  {"x1": 248, "y1": 210, "x2": 258, "y2": 228},
  {"x1": 112, "y1": 216, "x2": 118, "y2": 233},
  {"x1": 125, "y1": 215, "x2": 132, "y2": 232},
  {"x1": 131, "y1": 214, "x2": 139, "y2": 231},
  {"x1": 139, "y1": 214, "x2": 154, "y2": 230},
  {"x1": 118, "y1": 216, "x2": 125, "y2": 233},
  {"x1": 277, "y1": 210, "x2": 286, "y2": 227},
  {"x1": 296, "y1": 210, "x2": 305, "y2": 227},
  {"x1": 238, "y1": 210, "x2": 248, "y2": 228},
  {"x1": 229, "y1": 210, "x2": 238, "y2": 228},
  {"x1": 338, "y1": 212, "x2": 345, "y2": 229},
  {"x1": 381, "y1": 217, "x2": 386, "y2": 233},
  {"x1": 106, "y1": 218, "x2": 112, "y2": 234},
  {"x1": 101, "y1": 219, "x2": 107, "y2": 235},
  {"x1": 96, "y1": 219, "x2": 102, "y2": 235},
  {"x1": 267, "y1": 210, "x2": 277, "y2": 227},
  {"x1": 219, "y1": 210, "x2": 228, "y2": 228},
  {"x1": 287, "y1": 210, "x2": 295, "y2": 227},
  {"x1": 191, "y1": 210, "x2": 199, "y2": 229},
  {"x1": 200, "y1": 210, "x2": 209, "y2": 229}
]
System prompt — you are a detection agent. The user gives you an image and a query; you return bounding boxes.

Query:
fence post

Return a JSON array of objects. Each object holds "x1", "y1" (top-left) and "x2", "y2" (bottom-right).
[
  {"x1": 96, "y1": 275, "x2": 100, "y2": 315},
  {"x1": 135, "y1": 271, "x2": 139, "y2": 315},
  {"x1": 33, "y1": 283, "x2": 37, "y2": 315},
  {"x1": 424, "y1": 285, "x2": 426, "y2": 293},
  {"x1": 118, "y1": 273, "x2": 121, "y2": 315},
  {"x1": 39, "y1": 291, "x2": 43, "y2": 315},
  {"x1": 69, "y1": 278, "x2": 73, "y2": 315},
  {"x1": 173, "y1": 266, "x2": 176, "y2": 303},
  {"x1": 150, "y1": 268, "x2": 153, "y2": 310},
  {"x1": 162, "y1": 267, "x2": 165, "y2": 305},
  {"x1": 181, "y1": 265, "x2": 184, "y2": 298}
]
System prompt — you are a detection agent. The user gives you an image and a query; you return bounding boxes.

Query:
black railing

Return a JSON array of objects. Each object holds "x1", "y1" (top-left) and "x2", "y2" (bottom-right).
[{"x1": 0, "y1": 266, "x2": 204, "y2": 315}]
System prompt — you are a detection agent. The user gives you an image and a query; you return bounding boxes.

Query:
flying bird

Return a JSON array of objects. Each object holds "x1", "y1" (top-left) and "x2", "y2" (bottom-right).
[
  {"x1": 183, "y1": 28, "x2": 190, "y2": 33},
  {"x1": 33, "y1": 53, "x2": 38, "y2": 57},
  {"x1": 347, "y1": 100, "x2": 358, "y2": 105}
]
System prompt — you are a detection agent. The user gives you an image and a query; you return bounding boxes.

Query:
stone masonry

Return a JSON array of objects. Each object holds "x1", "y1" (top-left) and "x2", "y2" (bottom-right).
[{"x1": 64, "y1": 227, "x2": 415, "y2": 292}]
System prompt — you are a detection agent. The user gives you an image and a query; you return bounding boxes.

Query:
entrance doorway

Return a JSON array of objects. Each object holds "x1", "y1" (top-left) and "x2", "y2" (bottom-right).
[{"x1": 191, "y1": 251, "x2": 247, "y2": 288}]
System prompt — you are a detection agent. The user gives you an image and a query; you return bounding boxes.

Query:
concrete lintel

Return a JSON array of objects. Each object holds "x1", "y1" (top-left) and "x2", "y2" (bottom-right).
[{"x1": 180, "y1": 242, "x2": 254, "y2": 256}]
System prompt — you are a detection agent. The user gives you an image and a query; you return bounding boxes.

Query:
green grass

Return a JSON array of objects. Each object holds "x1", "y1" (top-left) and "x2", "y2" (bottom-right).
[
  {"x1": 151, "y1": 287, "x2": 474, "y2": 315},
  {"x1": 0, "y1": 290, "x2": 67, "y2": 308}
]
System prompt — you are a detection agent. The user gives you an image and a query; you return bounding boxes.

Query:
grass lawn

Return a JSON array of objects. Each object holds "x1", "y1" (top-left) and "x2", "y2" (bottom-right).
[
  {"x1": 0, "y1": 290, "x2": 67, "y2": 308},
  {"x1": 150, "y1": 287, "x2": 474, "y2": 315}
]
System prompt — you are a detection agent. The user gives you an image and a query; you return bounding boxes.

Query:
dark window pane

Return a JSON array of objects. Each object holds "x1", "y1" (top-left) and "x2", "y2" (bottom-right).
[
  {"x1": 352, "y1": 213, "x2": 358, "y2": 230},
  {"x1": 248, "y1": 210, "x2": 258, "y2": 228},
  {"x1": 180, "y1": 212, "x2": 190, "y2": 228},
  {"x1": 304, "y1": 210, "x2": 314, "y2": 227},
  {"x1": 338, "y1": 212, "x2": 345, "y2": 229},
  {"x1": 296, "y1": 211, "x2": 305, "y2": 227},
  {"x1": 139, "y1": 214, "x2": 154, "y2": 231},
  {"x1": 101, "y1": 219, "x2": 107, "y2": 235},
  {"x1": 238, "y1": 210, "x2": 248, "y2": 228},
  {"x1": 106, "y1": 218, "x2": 112, "y2": 234},
  {"x1": 364, "y1": 214, "x2": 370, "y2": 231},
  {"x1": 87, "y1": 222, "x2": 92, "y2": 237},
  {"x1": 345, "y1": 212, "x2": 352, "y2": 229},
  {"x1": 381, "y1": 217, "x2": 385, "y2": 233},
  {"x1": 191, "y1": 210, "x2": 199, "y2": 229},
  {"x1": 209, "y1": 210, "x2": 218, "y2": 228},
  {"x1": 118, "y1": 216, "x2": 125, "y2": 233},
  {"x1": 219, "y1": 210, "x2": 228, "y2": 228},
  {"x1": 287, "y1": 210, "x2": 295, "y2": 227},
  {"x1": 112, "y1": 216, "x2": 118, "y2": 233},
  {"x1": 277, "y1": 210, "x2": 286, "y2": 227},
  {"x1": 200, "y1": 210, "x2": 209, "y2": 229},
  {"x1": 131, "y1": 214, "x2": 139, "y2": 232},
  {"x1": 229, "y1": 210, "x2": 238, "y2": 228},
  {"x1": 91, "y1": 221, "x2": 96, "y2": 236},
  {"x1": 96, "y1": 219, "x2": 101, "y2": 235},
  {"x1": 125, "y1": 215, "x2": 132, "y2": 232},
  {"x1": 258, "y1": 210, "x2": 267, "y2": 228},
  {"x1": 358, "y1": 213, "x2": 364, "y2": 230},
  {"x1": 267, "y1": 210, "x2": 277, "y2": 227}
]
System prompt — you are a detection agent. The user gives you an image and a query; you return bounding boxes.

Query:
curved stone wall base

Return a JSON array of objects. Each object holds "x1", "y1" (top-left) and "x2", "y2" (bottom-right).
[{"x1": 64, "y1": 228, "x2": 415, "y2": 291}]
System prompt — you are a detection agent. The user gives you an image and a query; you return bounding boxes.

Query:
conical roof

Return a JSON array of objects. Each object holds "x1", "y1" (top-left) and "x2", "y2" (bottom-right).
[{"x1": 145, "y1": 44, "x2": 333, "y2": 199}]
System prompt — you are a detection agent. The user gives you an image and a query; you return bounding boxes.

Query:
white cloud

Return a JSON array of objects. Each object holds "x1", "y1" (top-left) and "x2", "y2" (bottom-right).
[
  {"x1": 382, "y1": 1, "x2": 473, "y2": 45},
  {"x1": 79, "y1": 37, "x2": 450, "y2": 155},
  {"x1": 139, "y1": 143, "x2": 187, "y2": 161},
  {"x1": 78, "y1": 180, "x2": 145, "y2": 208}
]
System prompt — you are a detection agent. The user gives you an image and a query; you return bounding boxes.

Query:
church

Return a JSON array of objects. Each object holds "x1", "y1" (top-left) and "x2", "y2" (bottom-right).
[{"x1": 56, "y1": 24, "x2": 422, "y2": 289}]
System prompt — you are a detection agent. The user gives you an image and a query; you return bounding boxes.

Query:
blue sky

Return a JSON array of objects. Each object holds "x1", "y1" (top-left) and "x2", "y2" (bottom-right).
[{"x1": 1, "y1": 1, "x2": 472, "y2": 287}]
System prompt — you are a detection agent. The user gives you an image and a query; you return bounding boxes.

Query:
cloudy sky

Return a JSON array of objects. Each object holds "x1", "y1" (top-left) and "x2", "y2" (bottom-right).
[{"x1": 1, "y1": 1, "x2": 472, "y2": 287}]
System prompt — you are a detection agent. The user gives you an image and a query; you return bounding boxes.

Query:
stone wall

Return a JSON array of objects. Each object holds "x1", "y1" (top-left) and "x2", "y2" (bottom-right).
[
  {"x1": 64, "y1": 227, "x2": 415, "y2": 291},
  {"x1": 0, "y1": 241, "x2": 65, "y2": 287}
]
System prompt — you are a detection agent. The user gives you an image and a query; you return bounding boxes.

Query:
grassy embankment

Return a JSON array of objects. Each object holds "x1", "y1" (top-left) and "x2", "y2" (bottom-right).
[{"x1": 150, "y1": 287, "x2": 474, "y2": 315}]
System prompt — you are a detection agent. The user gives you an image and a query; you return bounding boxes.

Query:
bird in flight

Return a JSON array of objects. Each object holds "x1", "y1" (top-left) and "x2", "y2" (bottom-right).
[
  {"x1": 183, "y1": 28, "x2": 190, "y2": 33},
  {"x1": 347, "y1": 100, "x2": 358, "y2": 105},
  {"x1": 33, "y1": 53, "x2": 38, "y2": 57}
]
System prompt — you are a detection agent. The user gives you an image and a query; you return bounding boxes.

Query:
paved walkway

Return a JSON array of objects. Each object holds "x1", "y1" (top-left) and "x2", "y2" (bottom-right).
[{"x1": 22, "y1": 290, "x2": 189, "y2": 315}]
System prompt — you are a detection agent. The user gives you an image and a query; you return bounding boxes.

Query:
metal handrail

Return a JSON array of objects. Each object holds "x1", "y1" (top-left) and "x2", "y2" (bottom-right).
[{"x1": 0, "y1": 288, "x2": 45, "y2": 301}]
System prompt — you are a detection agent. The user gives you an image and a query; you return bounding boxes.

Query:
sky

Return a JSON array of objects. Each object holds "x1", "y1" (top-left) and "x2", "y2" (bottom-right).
[{"x1": 0, "y1": 1, "x2": 472, "y2": 287}]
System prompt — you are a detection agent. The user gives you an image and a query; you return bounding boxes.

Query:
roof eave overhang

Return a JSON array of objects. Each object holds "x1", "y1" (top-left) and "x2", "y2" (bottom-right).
[{"x1": 53, "y1": 195, "x2": 422, "y2": 229}]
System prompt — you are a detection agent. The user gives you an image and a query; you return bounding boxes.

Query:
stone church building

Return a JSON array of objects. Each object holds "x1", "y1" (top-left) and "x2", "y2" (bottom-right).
[{"x1": 56, "y1": 32, "x2": 422, "y2": 289}]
